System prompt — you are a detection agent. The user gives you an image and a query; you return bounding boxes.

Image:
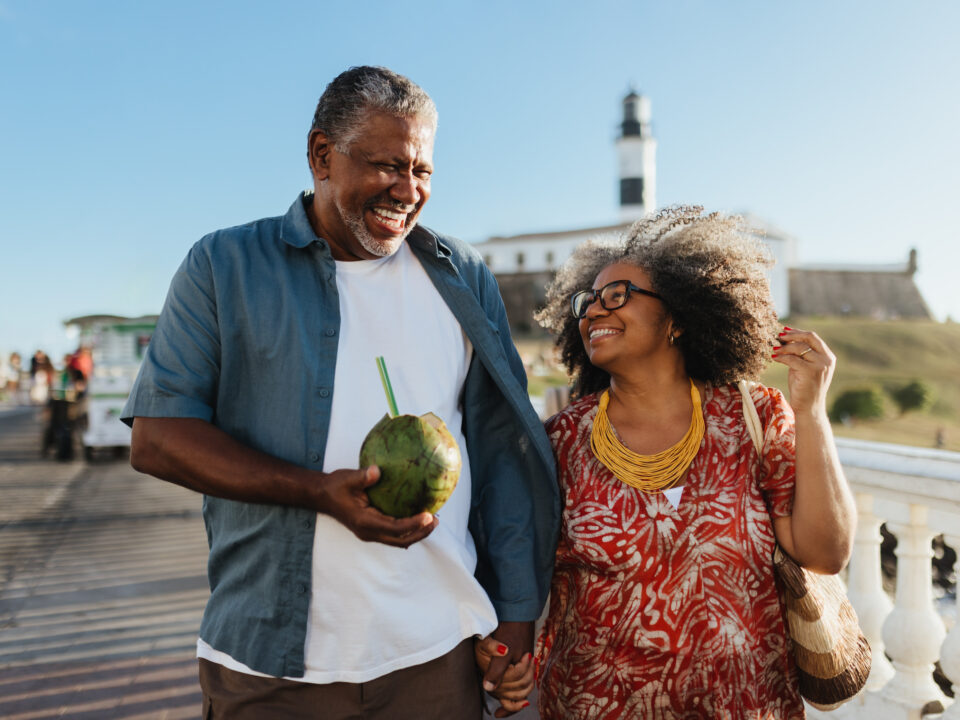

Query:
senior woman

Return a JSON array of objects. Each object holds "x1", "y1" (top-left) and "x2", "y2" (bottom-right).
[{"x1": 532, "y1": 207, "x2": 856, "y2": 719}]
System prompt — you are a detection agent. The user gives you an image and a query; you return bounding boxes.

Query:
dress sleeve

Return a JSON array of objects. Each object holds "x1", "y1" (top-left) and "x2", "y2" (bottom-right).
[{"x1": 755, "y1": 385, "x2": 796, "y2": 519}]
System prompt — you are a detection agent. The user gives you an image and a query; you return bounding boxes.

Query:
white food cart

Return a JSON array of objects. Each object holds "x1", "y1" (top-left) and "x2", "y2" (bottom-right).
[{"x1": 64, "y1": 315, "x2": 157, "y2": 460}]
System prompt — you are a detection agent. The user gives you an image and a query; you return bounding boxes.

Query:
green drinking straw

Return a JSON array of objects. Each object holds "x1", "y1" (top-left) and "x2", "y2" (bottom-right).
[{"x1": 376, "y1": 356, "x2": 399, "y2": 418}]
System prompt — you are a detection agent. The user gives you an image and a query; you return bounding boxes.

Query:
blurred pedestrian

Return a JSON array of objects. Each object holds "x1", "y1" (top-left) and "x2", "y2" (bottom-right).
[
  {"x1": 0, "y1": 353, "x2": 10, "y2": 402},
  {"x1": 29, "y1": 350, "x2": 53, "y2": 405},
  {"x1": 69, "y1": 345, "x2": 93, "y2": 381},
  {"x1": 7, "y1": 352, "x2": 22, "y2": 392}
]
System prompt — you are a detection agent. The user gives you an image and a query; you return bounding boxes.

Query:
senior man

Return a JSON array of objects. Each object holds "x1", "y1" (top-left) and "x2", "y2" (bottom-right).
[{"x1": 123, "y1": 66, "x2": 559, "y2": 719}]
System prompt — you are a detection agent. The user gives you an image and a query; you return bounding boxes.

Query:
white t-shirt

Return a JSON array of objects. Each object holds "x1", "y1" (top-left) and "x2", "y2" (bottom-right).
[{"x1": 198, "y1": 242, "x2": 498, "y2": 682}]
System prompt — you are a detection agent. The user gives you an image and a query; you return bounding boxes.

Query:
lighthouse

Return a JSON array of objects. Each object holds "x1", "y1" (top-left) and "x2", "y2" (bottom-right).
[{"x1": 617, "y1": 89, "x2": 656, "y2": 222}]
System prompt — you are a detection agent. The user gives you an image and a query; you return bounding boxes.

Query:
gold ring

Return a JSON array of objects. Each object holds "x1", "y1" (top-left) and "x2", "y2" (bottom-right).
[{"x1": 799, "y1": 348, "x2": 812, "y2": 357}]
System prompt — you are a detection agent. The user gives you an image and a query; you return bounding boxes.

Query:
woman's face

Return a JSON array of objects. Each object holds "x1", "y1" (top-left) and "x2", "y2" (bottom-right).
[{"x1": 578, "y1": 262, "x2": 672, "y2": 374}]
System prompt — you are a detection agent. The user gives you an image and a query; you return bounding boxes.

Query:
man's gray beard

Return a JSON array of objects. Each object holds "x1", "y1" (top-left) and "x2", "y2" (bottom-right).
[{"x1": 341, "y1": 205, "x2": 414, "y2": 258}]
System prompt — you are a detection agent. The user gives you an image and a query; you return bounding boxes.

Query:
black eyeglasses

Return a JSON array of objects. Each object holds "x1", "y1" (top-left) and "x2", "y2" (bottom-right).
[{"x1": 570, "y1": 280, "x2": 662, "y2": 319}]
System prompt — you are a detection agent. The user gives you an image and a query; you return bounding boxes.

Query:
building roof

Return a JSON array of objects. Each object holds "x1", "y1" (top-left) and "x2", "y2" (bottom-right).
[
  {"x1": 482, "y1": 222, "x2": 631, "y2": 244},
  {"x1": 789, "y1": 265, "x2": 931, "y2": 319}
]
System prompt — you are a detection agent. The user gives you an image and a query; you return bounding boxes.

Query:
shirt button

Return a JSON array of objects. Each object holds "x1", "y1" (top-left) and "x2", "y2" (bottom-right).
[
  {"x1": 303, "y1": 519, "x2": 312, "y2": 529},
  {"x1": 324, "y1": 328, "x2": 336, "y2": 337},
  {"x1": 309, "y1": 452, "x2": 320, "y2": 463},
  {"x1": 297, "y1": 583, "x2": 307, "y2": 595},
  {"x1": 319, "y1": 388, "x2": 330, "y2": 398}
]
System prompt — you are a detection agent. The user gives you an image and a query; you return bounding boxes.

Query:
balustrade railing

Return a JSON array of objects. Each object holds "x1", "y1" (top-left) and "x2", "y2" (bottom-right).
[{"x1": 810, "y1": 439, "x2": 959, "y2": 720}]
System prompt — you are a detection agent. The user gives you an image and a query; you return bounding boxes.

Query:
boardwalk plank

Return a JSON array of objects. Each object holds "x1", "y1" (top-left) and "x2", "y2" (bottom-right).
[{"x1": 0, "y1": 410, "x2": 209, "y2": 718}]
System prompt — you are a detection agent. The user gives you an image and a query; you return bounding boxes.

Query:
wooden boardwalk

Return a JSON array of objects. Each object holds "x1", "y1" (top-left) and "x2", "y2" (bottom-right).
[{"x1": 0, "y1": 407, "x2": 208, "y2": 719}]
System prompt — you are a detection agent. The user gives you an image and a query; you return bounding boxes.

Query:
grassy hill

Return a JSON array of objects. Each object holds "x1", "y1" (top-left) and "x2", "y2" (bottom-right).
[
  {"x1": 517, "y1": 317, "x2": 960, "y2": 452},
  {"x1": 761, "y1": 317, "x2": 960, "y2": 451}
]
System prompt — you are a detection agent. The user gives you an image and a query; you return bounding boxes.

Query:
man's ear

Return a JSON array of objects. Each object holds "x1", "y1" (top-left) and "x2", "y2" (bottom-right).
[{"x1": 308, "y1": 129, "x2": 333, "y2": 181}]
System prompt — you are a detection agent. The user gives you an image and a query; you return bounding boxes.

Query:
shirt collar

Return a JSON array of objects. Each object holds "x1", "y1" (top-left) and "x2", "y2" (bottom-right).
[
  {"x1": 278, "y1": 191, "x2": 321, "y2": 249},
  {"x1": 408, "y1": 224, "x2": 446, "y2": 259}
]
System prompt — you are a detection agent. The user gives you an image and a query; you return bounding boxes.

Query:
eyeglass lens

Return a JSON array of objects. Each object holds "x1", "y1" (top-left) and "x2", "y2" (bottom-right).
[{"x1": 573, "y1": 281, "x2": 630, "y2": 318}]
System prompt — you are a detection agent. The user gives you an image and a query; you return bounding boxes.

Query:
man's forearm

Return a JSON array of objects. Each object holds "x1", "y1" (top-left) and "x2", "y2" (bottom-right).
[
  {"x1": 129, "y1": 416, "x2": 439, "y2": 547},
  {"x1": 130, "y1": 416, "x2": 320, "y2": 508}
]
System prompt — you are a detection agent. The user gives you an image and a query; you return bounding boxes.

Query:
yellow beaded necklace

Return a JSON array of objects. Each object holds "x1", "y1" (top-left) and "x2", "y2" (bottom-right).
[{"x1": 590, "y1": 379, "x2": 705, "y2": 494}]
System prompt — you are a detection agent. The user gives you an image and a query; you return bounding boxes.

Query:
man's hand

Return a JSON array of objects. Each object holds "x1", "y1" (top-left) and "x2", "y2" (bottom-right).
[
  {"x1": 475, "y1": 621, "x2": 535, "y2": 716},
  {"x1": 315, "y1": 465, "x2": 439, "y2": 548}
]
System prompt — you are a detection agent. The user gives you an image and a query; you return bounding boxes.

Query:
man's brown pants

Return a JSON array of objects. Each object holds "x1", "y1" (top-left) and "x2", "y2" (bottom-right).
[{"x1": 199, "y1": 639, "x2": 484, "y2": 719}]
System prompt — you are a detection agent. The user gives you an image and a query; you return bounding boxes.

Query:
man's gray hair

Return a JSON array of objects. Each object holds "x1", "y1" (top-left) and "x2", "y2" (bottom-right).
[{"x1": 308, "y1": 66, "x2": 438, "y2": 155}]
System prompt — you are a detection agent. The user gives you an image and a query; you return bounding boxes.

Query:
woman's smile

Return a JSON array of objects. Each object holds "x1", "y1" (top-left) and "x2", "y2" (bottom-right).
[{"x1": 587, "y1": 326, "x2": 623, "y2": 344}]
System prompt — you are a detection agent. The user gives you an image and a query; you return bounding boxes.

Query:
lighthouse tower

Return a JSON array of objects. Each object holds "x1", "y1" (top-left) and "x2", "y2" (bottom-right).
[{"x1": 617, "y1": 89, "x2": 656, "y2": 222}]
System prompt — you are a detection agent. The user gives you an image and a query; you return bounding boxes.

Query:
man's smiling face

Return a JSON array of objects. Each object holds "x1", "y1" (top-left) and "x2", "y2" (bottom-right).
[{"x1": 310, "y1": 110, "x2": 435, "y2": 260}]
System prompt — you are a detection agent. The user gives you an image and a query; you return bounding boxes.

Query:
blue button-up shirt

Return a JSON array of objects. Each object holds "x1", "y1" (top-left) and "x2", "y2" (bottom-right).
[{"x1": 122, "y1": 193, "x2": 560, "y2": 678}]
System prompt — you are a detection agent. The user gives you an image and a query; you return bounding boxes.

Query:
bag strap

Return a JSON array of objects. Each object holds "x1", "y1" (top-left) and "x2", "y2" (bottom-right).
[{"x1": 737, "y1": 379, "x2": 763, "y2": 454}]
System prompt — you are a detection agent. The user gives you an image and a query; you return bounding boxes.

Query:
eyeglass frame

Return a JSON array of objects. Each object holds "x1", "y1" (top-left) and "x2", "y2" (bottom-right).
[{"x1": 570, "y1": 280, "x2": 663, "y2": 319}]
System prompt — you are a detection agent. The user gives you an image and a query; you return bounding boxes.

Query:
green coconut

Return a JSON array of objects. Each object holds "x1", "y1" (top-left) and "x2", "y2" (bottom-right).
[{"x1": 360, "y1": 412, "x2": 461, "y2": 518}]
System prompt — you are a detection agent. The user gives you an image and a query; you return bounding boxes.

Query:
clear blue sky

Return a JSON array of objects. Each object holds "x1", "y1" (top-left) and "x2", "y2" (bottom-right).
[{"x1": 2, "y1": 1, "x2": 958, "y2": 362}]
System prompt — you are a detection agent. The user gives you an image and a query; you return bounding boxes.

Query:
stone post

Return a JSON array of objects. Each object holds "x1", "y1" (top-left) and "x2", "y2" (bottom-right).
[
  {"x1": 876, "y1": 504, "x2": 948, "y2": 718},
  {"x1": 845, "y1": 492, "x2": 895, "y2": 692},
  {"x1": 938, "y1": 532, "x2": 959, "y2": 718}
]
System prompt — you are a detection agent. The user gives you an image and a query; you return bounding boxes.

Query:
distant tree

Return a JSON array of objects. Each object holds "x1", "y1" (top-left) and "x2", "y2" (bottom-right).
[
  {"x1": 830, "y1": 388, "x2": 885, "y2": 423},
  {"x1": 890, "y1": 380, "x2": 932, "y2": 416}
]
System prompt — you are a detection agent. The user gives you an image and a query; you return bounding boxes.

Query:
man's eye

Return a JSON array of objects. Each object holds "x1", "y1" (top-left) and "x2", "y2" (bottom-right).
[{"x1": 415, "y1": 170, "x2": 432, "y2": 180}]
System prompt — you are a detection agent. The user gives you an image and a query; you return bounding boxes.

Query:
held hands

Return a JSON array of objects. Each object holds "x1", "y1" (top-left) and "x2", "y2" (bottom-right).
[
  {"x1": 772, "y1": 327, "x2": 836, "y2": 417},
  {"x1": 475, "y1": 622, "x2": 535, "y2": 717},
  {"x1": 314, "y1": 465, "x2": 438, "y2": 548}
]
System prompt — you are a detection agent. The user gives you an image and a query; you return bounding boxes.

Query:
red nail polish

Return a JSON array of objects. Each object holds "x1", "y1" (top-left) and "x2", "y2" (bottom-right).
[
  {"x1": 521, "y1": 701, "x2": 530, "y2": 708},
  {"x1": 771, "y1": 353, "x2": 779, "y2": 358},
  {"x1": 496, "y1": 644, "x2": 508, "y2": 655}
]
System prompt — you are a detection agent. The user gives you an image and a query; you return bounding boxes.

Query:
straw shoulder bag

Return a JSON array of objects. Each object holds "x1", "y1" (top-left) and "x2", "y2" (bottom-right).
[{"x1": 737, "y1": 380, "x2": 871, "y2": 711}]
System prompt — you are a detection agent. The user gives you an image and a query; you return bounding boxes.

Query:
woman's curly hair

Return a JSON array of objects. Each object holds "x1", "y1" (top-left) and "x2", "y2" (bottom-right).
[{"x1": 534, "y1": 206, "x2": 781, "y2": 399}]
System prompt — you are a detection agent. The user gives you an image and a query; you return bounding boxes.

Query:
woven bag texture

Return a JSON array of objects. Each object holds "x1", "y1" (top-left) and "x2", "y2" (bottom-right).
[{"x1": 773, "y1": 546, "x2": 872, "y2": 709}]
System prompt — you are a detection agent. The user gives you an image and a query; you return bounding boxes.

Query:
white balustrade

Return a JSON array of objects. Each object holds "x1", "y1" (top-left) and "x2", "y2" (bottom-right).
[
  {"x1": 878, "y1": 505, "x2": 948, "y2": 715},
  {"x1": 846, "y1": 492, "x2": 895, "y2": 691},
  {"x1": 837, "y1": 438, "x2": 959, "y2": 720},
  {"x1": 940, "y1": 532, "x2": 960, "y2": 720}
]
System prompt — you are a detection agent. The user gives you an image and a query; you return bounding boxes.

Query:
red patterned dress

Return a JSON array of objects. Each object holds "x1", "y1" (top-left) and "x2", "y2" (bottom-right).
[{"x1": 536, "y1": 383, "x2": 805, "y2": 720}]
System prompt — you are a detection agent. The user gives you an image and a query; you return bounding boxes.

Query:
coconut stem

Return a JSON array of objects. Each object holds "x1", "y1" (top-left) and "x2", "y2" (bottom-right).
[{"x1": 376, "y1": 356, "x2": 399, "y2": 418}]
